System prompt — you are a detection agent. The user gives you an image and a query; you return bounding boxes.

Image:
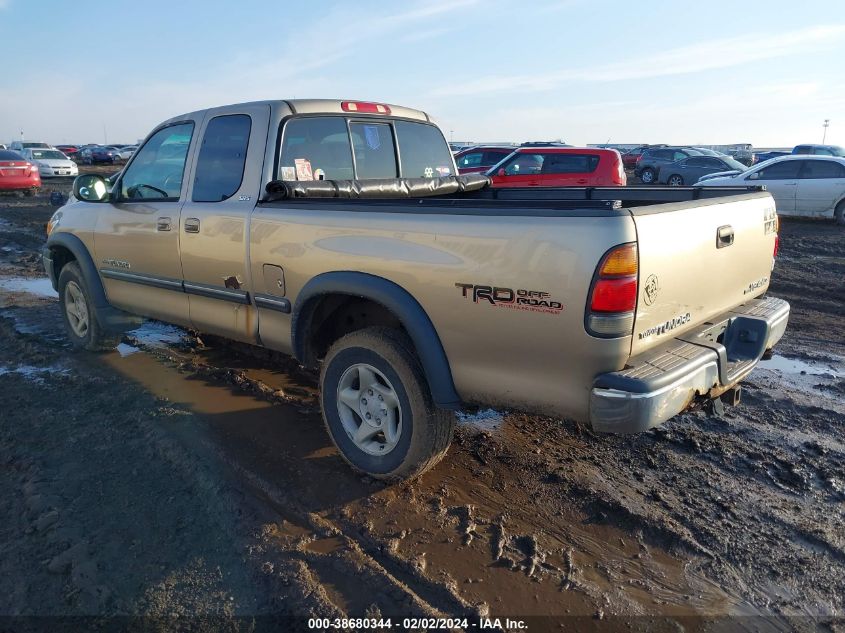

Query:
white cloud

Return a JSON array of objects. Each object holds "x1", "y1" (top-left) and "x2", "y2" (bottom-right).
[{"x1": 433, "y1": 24, "x2": 845, "y2": 96}]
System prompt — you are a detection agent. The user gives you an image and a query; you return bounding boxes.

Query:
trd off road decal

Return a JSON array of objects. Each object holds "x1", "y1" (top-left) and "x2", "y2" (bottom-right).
[{"x1": 456, "y1": 283, "x2": 564, "y2": 315}]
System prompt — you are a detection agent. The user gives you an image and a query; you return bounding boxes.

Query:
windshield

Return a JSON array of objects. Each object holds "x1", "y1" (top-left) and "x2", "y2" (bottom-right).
[
  {"x1": 31, "y1": 150, "x2": 66, "y2": 160},
  {"x1": 830, "y1": 146, "x2": 845, "y2": 157},
  {"x1": 723, "y1": 157, "x2": 748, "y2": 171}
]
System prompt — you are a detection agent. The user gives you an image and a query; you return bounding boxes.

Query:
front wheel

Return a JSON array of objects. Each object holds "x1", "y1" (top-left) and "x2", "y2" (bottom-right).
[
  {"x1": 667, "y1": 174, "x2": 683, "y2": 186},
  {"x1": 320, "y1": 327, "x2": 455, "y2": 480},
  {"x1": 640, "y1": 168, "x2": 656, "y2": 184},
  {"x1": 58, "y1": 262, "x2": 120, "y2": 351}
]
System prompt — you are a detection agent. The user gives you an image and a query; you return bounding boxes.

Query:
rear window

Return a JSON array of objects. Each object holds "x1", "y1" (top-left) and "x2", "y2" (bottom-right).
[
  {"x1": 350, "y1": 122, "x2": 398, "y2": 179},
  {"x1": 30, "y1": 150, "x2": 66, "y2": 160},
  {"x1": 278, "y1": 116, "x2": 452, "y2": 181},
  {"x1": 0, "y1": 150, "x2": 24, "y2": 161},
  {"x1": 540, "y1": 153, "x2": 599, "y2": 174},
  {"x1": 393, "y1": 120, "x2": 453, "y2": 178}
]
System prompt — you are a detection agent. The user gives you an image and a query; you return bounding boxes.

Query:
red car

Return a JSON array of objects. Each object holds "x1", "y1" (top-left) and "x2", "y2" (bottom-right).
[
  {"x1": 486, "y1": 147, "x2": 626, "y2": 187},
  {"x1": 0, "y1": 150, "x2": 41, "y2": 196},
  {"x1": 454, "y1": 145, "x2": 516, "y2": 174},
  {"x1": 56, "y1": 145, "x2": 79, "y2": 158},
  {"x1": 621, "y1": 146, "x2": 649, "y2": 170}
]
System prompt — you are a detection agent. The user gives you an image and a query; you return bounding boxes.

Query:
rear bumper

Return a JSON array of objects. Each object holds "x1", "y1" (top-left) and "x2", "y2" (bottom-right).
[{"x1": 589, "y1": 296, "x2": 789, "y2": 433}]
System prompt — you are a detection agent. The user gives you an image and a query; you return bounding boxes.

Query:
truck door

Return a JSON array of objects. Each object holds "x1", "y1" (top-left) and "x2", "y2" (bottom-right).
[
  {"x1": 94, "y1": 119, "x2": 201, "y2": 327},
  {"x1": 179, "y1": 103, "x2": 271, "y2": 343}
]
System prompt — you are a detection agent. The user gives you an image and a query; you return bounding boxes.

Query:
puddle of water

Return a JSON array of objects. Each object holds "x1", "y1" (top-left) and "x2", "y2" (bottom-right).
[
  {"x1": 117, "y1": 343, "x2": 140, "y2": 357},
  {"x1": 457, "y1": 408, "x2": 504, "y2": 431},
  {"x1": 304, "y1": 536, "x2": 345, "y2": 555},
  {"x1": 127, "y1": 321, "x2": 190, "y2": 348},
  {"x1": 0, "y1": 364, "x2": 67, "y2": 380},
  {"x1": 0, "y1": 277, "x2": 58, "y2": 298},
  {"x1": 759, "y1": 354, "x2": 842, "y2": 378}
]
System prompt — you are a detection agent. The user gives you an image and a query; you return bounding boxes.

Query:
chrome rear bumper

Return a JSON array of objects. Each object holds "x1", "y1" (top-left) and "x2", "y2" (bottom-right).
[{"x1": 590, "y1": 296, "x2": 789, "y2": 433}]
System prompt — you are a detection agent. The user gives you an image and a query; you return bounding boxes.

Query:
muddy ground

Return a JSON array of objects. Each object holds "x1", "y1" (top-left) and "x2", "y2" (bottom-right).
[{"x1": 1, "y1": 177, "x2": 844, "y2": 632}]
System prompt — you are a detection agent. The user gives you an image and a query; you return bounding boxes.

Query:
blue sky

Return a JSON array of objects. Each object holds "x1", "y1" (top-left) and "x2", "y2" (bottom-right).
[{"x1": 1, "y1": 0, "x2": 843, "y2": 147}]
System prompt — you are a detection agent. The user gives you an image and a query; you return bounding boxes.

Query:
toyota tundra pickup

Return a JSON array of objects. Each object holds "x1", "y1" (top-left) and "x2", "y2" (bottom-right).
[{"x1": 43, "y1": 99, "x2": 789, "y2": 479}]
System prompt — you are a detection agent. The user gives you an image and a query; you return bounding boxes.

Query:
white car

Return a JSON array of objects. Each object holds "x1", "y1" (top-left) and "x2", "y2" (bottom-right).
[
  {"x1": 115, "y1": 145, "x2": 137, "y2": 161},
  {"x1": 21, "y1": 148, "x2": 79, "y2": 178},
  {"x1": 698, "y1": 155, "x2": 845, "y2": 224}
]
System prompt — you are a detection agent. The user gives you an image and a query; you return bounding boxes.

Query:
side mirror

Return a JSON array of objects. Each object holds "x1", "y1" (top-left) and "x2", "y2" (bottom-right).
[
  {"x1": 73, "y1": 174, "x2": 110, "y2": 202},
  {"x1": 747, "y1": 172, "x2": 759, "y2": 180},
  {"x1": 497, "y1": 168, "x2": 506, "y2": 177}
]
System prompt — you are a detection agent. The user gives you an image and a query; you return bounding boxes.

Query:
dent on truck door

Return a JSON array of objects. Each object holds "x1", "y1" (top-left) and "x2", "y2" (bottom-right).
[
  {"x1": 179, "y1": 103, "x2": 271, "y2": 343},
  {"x1": 93, "y1": 120, "x2": 199, "y2": 326}
]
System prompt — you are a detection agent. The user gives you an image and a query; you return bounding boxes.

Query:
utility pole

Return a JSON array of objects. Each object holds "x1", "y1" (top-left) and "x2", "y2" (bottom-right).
[
  {"x1": 822, "y1": 119, "x2": 830, "y2": 144},
  {"x1": 450, "y1": 129, "x2": 454, "y2": 142}
]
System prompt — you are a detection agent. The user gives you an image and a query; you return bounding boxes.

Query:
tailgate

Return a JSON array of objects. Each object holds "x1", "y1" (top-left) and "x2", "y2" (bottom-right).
[{"x1": 631, "y1": 192, "x2": 777, "y2": 356}]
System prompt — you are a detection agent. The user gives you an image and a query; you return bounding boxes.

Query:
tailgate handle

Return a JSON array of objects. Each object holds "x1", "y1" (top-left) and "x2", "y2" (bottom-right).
[{"x1": 717, "y1": 225, "x2": 734, "y2": 249}]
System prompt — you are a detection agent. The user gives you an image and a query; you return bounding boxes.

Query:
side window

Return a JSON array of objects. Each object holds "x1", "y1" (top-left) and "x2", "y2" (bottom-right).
[
  {"x1": 279, "y1": 117, "x2": 354, "y2": 180},
  {"x1": 503, "y1": 153, "x2": 544, "y2": 175},
  {"x1": 350, "y1": 122, "x2": 398, "y2": 179},
  {"x1": 120, "y1": 122, "x2": 194, "y2": 200},
  {"x1": 192, "y1": 114, "x2": 251, "y2": 202},
  {"x1": 754, "y1": 161, "x2": 802, "y2": 180},
  {"x1": 793, "y1": 146, "x2": 809, "y2": 154},
  {"x1": 673, "y1": 151, "x2": 688, "y2": 161},
  {"x1": 799, "y1": 160, "x2": 845, "y2": 179},
  {"x1": 458, "y1": 152, "x2": 483, "y2": 168},
  {"x1": 394, "y1": 120, "x2": 453, "y2": 178},
  {"x1": 541, "y1": 154, "x2": 599, "y2": 173},
  {"x1": 685, "y1": 157, "x2": 707, "y2": 167}
]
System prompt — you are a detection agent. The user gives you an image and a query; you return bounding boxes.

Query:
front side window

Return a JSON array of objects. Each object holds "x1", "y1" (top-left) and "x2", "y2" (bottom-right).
[
  {"x1": 192, "y1": 114, "x2": 251, "y2": 202},
  {"x1": 753, "y1": 161, "x2": 802, "y2": 180},
  {"x1": 502, "y1": 153, "x2": 544, "y2": 175},
  {"x1": 685, "y1": 157, "x2": 708, "y2": 167},
  {"x1": 120, "y1": 122, "x2": 194, "y2": 200},
  {"x1": 350, "y1": 122, "x2": 398, "y2": 179},
  {"x1": 394, "y1": 120, "x2": 453, "y2": 178},
  {"x1": 540, "y1": 153, "x2": 599, "y2": 173},
  {"x1": 799, "y1": 160, "x2": 845, "y2": 179}
]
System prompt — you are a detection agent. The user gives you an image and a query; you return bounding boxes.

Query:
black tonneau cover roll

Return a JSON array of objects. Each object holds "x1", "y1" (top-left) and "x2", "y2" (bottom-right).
[{"x1": 264, "y1": 174, "x2": 491, "y2": 201}]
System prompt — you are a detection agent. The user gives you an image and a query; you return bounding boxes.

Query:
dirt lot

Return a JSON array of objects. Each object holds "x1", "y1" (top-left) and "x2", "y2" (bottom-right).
[{"x1": 1, "y1": 178, "x2": 844, "y2": 631}]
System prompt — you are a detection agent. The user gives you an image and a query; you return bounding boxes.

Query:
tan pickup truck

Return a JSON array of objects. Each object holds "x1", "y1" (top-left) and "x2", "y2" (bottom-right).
[{"x1": 44, "y1": 99, "x2": 789, "y2": 479}]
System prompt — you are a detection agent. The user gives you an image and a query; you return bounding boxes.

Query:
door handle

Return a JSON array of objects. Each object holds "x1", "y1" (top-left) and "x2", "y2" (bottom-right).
[
  {"x1": 156, "y1": 217, "x2": 171, "y2": 232},
  {"x1": 783, "y1": 181, "x2": 797, "y2": 186},
  {"x1": 184, "y1": 218, "x2": 200, "y2": 233},
  {"x1": 717, "y1": 225, "x2": 734, "y2": 249}
]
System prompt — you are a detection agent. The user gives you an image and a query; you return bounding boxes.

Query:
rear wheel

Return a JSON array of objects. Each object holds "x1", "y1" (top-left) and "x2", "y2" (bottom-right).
[
  {"x1": 835, "y1": 200, "x2": 845, "y2": 226},
  {"x1": 320, "y1": 327, "x2": 455, "y2": 480},
  {"x1": 667, "y1": 174, "x2": 683, "y2": 186},
  {"x1": 640, "y1": 168, "x2": 656, "y2": 184},
  {"x1": 58, "y1": 262, "x2": 120, "y2": 351}
]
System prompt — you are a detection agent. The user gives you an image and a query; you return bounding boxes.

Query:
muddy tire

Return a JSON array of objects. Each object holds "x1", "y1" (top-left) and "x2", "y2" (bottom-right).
[
  {"x1": 835, "y1": 200, "x2": 845, "y2": 226},
  {"x1": 320, "y1": 326, "x2": 455, "y2": 481},
  {"x1": 640, "y1": 168, "x2": 655, "y2": 184},
  {"x1": 58, "y1": 261, "x2": 120, "y2": 352}
]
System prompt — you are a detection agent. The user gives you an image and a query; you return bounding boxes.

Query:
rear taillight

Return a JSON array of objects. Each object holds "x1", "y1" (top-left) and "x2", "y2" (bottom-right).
[
  {"x1": 773, "y1": 214, "x2": 780, "y2": 258},
  {"x1": 586, "y1": 243, "x2": 638, "y2": 337},
  {"x1": 617, "y1": 158, "x2": 626, "y2": 184},
  {"x1": 27, "y1": 163, "x2": 38, "y2": 175}
]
